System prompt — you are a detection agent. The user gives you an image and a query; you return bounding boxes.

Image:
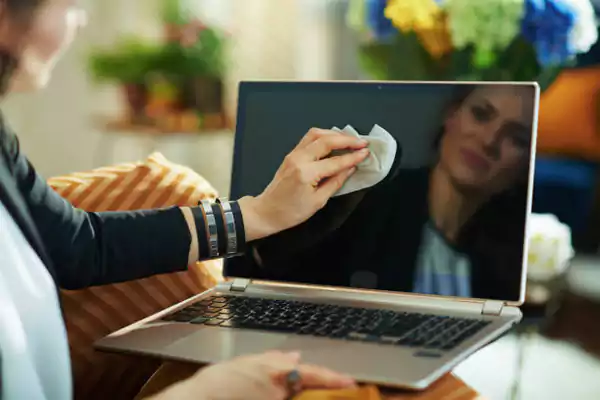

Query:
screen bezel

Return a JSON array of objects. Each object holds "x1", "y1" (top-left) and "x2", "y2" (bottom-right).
[{"x1": 226, "y1": 79, "x2": 540, "y2": 307}]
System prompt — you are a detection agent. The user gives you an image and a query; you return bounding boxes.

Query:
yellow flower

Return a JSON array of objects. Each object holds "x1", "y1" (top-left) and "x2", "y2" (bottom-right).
[
  {"x1": 385, "y1": 0, "x2": 451, "y2": 59},
  {"x1": 415, "y1": 14, "x2": 453, "y2": 59},
  {"x1": 384, "y1": 0, "x2": 443, "y2": 33}
]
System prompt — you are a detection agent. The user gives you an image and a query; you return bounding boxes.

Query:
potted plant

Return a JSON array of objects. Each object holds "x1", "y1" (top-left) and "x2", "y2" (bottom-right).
[
  {"x1": 86, "y1": 0, "x2": 229, "y2": 131},
  {"x1": 88, "y1": 37, "x2": 160, "y2": 121},
  {"x1": 156, "y1": 0, "x2": 228, "y2": 118}
]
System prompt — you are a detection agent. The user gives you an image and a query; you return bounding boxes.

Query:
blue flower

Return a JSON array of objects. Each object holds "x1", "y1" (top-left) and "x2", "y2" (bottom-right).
[
  {"x1": 366, "y1": 0, "x2": 397, "y2": 41},
  {"x1": 520, "y1": 0, "x2": 577, "y2": 66}
]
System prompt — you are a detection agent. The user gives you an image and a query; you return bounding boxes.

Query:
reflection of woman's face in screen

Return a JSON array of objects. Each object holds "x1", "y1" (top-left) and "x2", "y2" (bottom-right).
[{"x1": 438, "y1": 86, "x2": 533, "y2": 196}]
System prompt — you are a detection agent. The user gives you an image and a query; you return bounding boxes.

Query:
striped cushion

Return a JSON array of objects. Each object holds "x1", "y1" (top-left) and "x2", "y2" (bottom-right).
[{"x1": 48, "y1": 153, "x2": 224, "y2": 400}]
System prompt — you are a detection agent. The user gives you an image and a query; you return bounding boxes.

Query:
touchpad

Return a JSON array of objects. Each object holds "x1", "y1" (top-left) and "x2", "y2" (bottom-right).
[{"x1": 163, "y1": 327, "x2": 293, "y2": 363}]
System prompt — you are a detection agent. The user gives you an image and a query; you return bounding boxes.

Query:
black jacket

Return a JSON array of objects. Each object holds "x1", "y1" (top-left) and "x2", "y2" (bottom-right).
[
  {"x1": 229, "y1": 167, "x2": 526, "y2": 301},
  {"x1": 0, "y1": 116, "x2": 194, "y2": 291}
]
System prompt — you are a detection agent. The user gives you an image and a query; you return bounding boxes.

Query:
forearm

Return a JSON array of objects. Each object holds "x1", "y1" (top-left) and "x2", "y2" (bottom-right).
[
  {"x1": 2, "y1": 116, "x2": 280, "y2": 290},
  {"x1": 180, "y1": 207, "x2": 199, "y2": 265},
  {"x1": 53, "y1": 206, "x2": 192, "y2": 289},
  {"x1": 180, "y1": 195, "x2": 275, "y2": 263}
]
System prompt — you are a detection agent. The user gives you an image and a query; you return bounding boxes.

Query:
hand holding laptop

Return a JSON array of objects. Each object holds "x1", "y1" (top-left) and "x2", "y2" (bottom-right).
[
  {"x1": 151, "y1": 351, "x2": 356, "y2": 400},
  {"x1": 238, "y1": 128, "x2": 369, "y2": 242}
]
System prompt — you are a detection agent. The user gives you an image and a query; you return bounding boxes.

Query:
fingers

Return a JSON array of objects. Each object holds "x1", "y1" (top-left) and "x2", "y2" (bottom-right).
[
  {"x1": 316, "y1": 167, "x2": 357, "y2": 202},
  {"x1": 303, "y1": 133, "x2": 368, "y2": 162},
  {"x1": 296, "y1": 364, "x2": 356, "y2": 389},
  {"x1": 313, "y1": 148, "x2": 369, "y2": 182},
  {"x1": 256, "y1": 351, "x2": 356, "y2": 392},
  {"x1": 293, "y1": 128, "x2": 333, "y2": 150},
  {"x1": 255, "y1": 351, "x2": 302, "y2": 379},
  {"x1": 262, "y1": 350, "x2": 301, "y2": 364}
]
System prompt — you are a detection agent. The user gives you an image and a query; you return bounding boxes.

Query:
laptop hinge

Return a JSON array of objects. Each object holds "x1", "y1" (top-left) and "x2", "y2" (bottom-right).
[
  {"x1": 229, "y1": 278, "x2": 251, "y2": 292},
  {"x1": 481, "y1": 300, "x2": 504, "y2": 316}
]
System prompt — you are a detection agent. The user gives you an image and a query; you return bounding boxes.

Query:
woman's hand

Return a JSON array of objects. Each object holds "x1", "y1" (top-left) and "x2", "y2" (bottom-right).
[
  {"x1": 239, "y1": 128, "x2": 369, "y2": 241},
  {"x1": 157, "y1": 351, "x2": 356, "y2": 400}
]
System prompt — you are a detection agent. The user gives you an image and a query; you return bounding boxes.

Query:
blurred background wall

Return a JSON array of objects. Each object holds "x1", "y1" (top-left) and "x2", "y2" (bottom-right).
[{"x1": 0, "y1": 0, "x2": 363, "y2": 196}]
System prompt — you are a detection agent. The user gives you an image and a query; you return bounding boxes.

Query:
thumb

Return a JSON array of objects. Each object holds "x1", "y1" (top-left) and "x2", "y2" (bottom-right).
[
  {"x1": 317, "y1": 167, "x2": 356, "y2": 201},
  {"x1": 262, "y1": 350, "x2": 302, "y2": 364}
]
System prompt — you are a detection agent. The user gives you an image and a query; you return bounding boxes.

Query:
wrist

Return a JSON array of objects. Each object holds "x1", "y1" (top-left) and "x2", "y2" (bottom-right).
[
  {"x1": 180, "y1": 207, "x2": 199, "y2": 265},
  {"x1": 237, "y1": 195, "x2": 279, "y2": 242}
]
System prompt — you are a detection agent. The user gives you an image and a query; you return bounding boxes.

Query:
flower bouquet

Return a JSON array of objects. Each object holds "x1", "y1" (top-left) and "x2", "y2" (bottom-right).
[{"x1": 347, "y1": 0, "x2": 599, "y2": 90}]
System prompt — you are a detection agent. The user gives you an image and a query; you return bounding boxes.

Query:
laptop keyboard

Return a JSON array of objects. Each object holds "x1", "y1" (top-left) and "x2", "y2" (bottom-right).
[{"x1": 162, "y1": 295, "x2": 491, "y2": 351}]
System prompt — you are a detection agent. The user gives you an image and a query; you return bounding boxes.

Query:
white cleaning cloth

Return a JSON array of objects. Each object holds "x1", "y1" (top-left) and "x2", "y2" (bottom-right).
[{"x1": 329, "y1": 124, "x2": 397, "y2": 197}]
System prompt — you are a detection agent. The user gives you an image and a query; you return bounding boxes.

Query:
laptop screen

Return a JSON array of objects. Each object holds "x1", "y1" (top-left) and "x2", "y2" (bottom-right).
[{"x1": 226, "y1": 81, "x2": 538, "y2": 303}]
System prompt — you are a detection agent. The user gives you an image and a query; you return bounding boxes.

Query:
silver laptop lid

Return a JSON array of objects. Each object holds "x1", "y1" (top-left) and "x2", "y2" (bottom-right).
[{"x1": 226, "y1": 80, "x2": 539, "y2": 306}]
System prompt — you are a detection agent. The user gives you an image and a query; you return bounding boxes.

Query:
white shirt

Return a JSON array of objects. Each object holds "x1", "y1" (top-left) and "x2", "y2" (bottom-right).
[
  {"x1": 413, "y1": 222, "x2": 472, "y2": 298},
  {"x1": 0, "y1": 201, "x2": 72, "y2": 399}
]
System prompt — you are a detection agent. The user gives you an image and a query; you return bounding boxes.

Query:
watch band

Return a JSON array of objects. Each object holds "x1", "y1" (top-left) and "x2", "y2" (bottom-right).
[
  {"x1": 219, "y1": 199, "x2": 238, "y2": 255},
  {"x1": 229, "y1": 200, "x2": 246, "y2": 254},
  {"x1": 212, "y1": 203, "x2": 227, "y2": 256},
  {"x1": 191, "y1": 206, "x2": 209, "y2": 259},
  {"x1": 201, "y1": 200, "x2": 219, "y2": 258}
]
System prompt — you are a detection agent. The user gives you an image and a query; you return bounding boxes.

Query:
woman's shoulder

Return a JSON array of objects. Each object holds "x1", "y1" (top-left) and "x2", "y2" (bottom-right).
[{"x1": 0, "y1": 112, "x2": 18, "y2": 166}]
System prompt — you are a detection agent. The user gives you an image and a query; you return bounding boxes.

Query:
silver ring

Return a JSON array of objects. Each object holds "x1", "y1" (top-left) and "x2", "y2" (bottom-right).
[{"x1": 285, "y1": 368, "x2": 302, "y2": 396}]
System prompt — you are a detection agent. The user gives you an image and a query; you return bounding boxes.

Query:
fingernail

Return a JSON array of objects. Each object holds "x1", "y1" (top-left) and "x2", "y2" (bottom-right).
[
  {"x1": 347, "y1": 167, "x2": 356, "y2": 176},
  {"x1": 286, "y1": 351, "x2": 301, "y2": 359},
  {"x1": 360, "y1": 148, "x2": 369, "y2": 155},
  {"x1": 341, "y1": 375, "x2": 356, "y2": 385}
]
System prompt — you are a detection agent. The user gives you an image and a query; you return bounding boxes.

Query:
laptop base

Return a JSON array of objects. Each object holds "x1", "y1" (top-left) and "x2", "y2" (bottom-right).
[{"x1": 95, "y1": 282, "x2": 521, "y2": 390}]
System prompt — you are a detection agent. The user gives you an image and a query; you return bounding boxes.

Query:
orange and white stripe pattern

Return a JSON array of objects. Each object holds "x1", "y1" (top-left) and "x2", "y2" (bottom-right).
[
  {"x1": 48, "y1": 153, "x2": 223, "y2": 400},
  {"x1": 48, "y1": 152, "x2": 218, "y2": 211}
]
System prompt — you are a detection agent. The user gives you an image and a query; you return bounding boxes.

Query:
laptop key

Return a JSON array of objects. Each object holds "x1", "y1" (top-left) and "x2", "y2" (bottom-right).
[
  {"x1": 211, "y1": 297, "x2": 228, "y2": 303},
  {"x1": 380, "y1": 335, "x2": 403, "y2": 344},
  {"x1": 438, "y1": 321, "x2": 491, "y2": 350},
  {"x1": 240, "y1": 321, "x2": 297, "y2": 334},
  {"x1": 190, "y1": 317, "x2": 212, "y2": 324},
  {"x1": 162, "y1": 313, "x2": 196, "y2": 322},
  {"x1": 183, "y1": 296, "x2": 491, "y2": 349},
  {"x1": 219, "y1": 319, "x2": 245, "y2": 328}
]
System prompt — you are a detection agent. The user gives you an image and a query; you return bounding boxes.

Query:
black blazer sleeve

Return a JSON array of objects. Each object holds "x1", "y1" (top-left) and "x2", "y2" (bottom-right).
[{"x1": 1, "y1": 124, "x2": 193, "y2": 290}]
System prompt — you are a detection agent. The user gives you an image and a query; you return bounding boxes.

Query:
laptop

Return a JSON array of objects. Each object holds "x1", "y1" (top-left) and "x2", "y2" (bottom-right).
[{"x1": 95, "y1": 80, "x2": 539, "y2": 390}]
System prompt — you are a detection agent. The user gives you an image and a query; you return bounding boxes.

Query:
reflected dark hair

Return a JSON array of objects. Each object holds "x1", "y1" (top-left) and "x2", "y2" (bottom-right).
[
  {"x1": 432, "y1": 83, "x2": 536, "y2": 150},
  {"x1": 431, "y1": 84, "x2": 476, "y2": 150},
  {"x1": 443, "y1": 84, "x2": 534, "y2": 297},
  {"x1": 435, "y1": 84, "x2": 533, "y2": 230},
  {"x1": 0, "y1": 0, "x2": 48, "y2": 95}
]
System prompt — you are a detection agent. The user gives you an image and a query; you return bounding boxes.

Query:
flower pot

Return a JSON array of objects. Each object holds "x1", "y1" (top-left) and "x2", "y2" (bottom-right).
[
  {"x1": 179, "y1": 77, "x2": 223, "y2": 114},
  {"x1": 164, "y1": 23, "x2": 182, "y2": 44},
  {"x1": 121, "y1": 83, "x2": 148, "y2": 122}
]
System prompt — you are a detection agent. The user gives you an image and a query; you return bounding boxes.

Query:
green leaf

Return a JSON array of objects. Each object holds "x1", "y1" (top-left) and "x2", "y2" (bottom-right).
[
  {"x1": 86, "y1": 26, "x2": 227, "y2": 86},
  {"x1": 356, "y1": 33, "x2": 563, "y2": 90},
  {"x1": 87, "y1": 37, "x2": 160, "y2": 84},
  {"x1": 358, "y1": 33, "x2": 441, "y2": 80},
  {"x1": 161, "y1": 0, "x2": 188, "y2": 25},
  {"x1": 358, "y1": 42, "x2": 394, "y2": 80}
]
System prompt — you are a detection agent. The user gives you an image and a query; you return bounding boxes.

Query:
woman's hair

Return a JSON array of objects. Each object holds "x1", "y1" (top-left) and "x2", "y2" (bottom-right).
[
  {"x1": 0, "y1": 0, "x2": 47, "y2": 94},
  {"x1": 439, "y1": 85, "x2": 533, "y2": 294},
  {"x1": 431, "y1": 84, "x2": 477, "y2": 149}
]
